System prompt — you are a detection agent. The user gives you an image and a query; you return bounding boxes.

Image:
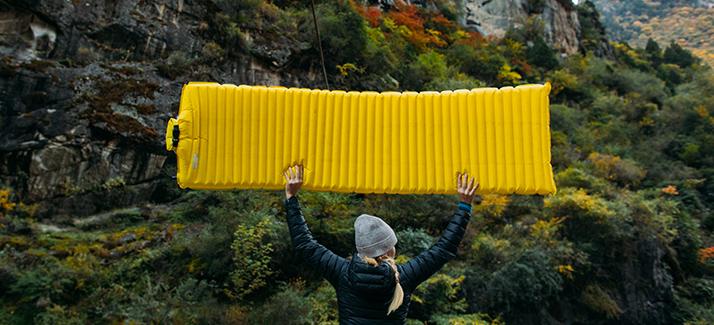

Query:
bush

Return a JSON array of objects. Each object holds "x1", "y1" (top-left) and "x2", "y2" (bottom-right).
[
  {"x1": 446, "y1": 43, "x2": 505, "y2": 85},
  {"x1": 581, "y1": 284, "x2": 623, "y2": 319},
  {"x1": 525, "y1": 36, "x2": 559, "y2": 70},
  {"x1": 299, "y1": 191, "x2": 359, "y2": 257},
  {"x1": 201, "y1": 42, "x2": 225, "y2": 63},
  {"x1": 227, "y1": 218, "x2": 274, "y2": 300},
  {"x1": 402, "y1": 51, "x2": 449, "y2": 90},
  {"x1": 588, "y1": 153, "x2": 647, "y2": 187},
  {"x1": 544, "y1": 188, "x2": 626, "y2": 246},
  {"x1": 484, "y1": 249, "x2": 563, "y2": 312},
  {"x1": 308, "y1": 281, "x2": 338, "y2": 324},
  {"x1": 429, "y1": 313, "x2": 499, "y2": 325},
  {"x1": 396, "y1": 228, "x2": 436, "y2": 258},
  {"x1": 410, "y1": 274, "x2": 467, "y2": 320},
  {"x1": 170, "y1": 190, "x2": 280, "y2": 282},
  {"x1": 550, "y1": 104, "x2": 586, "y2": 138},
  {"x1": 425, "y1": 74, "x2": 483, "y2": 91},
  {"x1": 248, "y1": 281, "x2": 313, "y2": 325},
  {"x1": 555, "y1": 167, "x2": 609, "y2": 194},
  {"x1": 312, "y1": 0, "x2": 368, "y2": 72},
  {"x1": 92, "y1": 276, "x2": 219, "y2": 324},
  {"x1": 35, "y1": 305, "x2": 87, "y2": 325},
  {"x1": 673, "y1": 278, "x2": 714, "y2": 324},
  {"x1": 363, "y1": 194, "x2": 457, "y2": 234}
]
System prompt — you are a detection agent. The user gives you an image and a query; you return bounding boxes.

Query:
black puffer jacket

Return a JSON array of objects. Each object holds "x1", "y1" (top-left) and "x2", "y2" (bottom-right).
[{"x1": 285, "y1": 196, "x2": 471, "y2": 324}]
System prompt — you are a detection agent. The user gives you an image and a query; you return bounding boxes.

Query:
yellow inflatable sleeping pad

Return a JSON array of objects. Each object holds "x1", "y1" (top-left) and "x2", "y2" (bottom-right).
[{"x1": 167, "y1": 82, "x2": 556, "y2": 195}]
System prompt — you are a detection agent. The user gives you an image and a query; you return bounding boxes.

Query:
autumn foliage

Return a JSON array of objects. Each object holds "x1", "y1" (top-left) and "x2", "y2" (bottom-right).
[{"x1": 701, "y1": 247, "x2": 714, "y2": 262}]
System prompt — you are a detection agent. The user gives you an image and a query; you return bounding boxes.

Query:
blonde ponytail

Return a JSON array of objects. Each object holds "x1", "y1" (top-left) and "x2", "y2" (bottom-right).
[{"x1": 361, "y1": 254, "x2": 404, "y2": 315}]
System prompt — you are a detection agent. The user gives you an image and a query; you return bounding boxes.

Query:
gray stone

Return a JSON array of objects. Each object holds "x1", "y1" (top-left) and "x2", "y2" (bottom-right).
[{"x1": 461, "y1": 0, "x2": 581, "y2": 54}]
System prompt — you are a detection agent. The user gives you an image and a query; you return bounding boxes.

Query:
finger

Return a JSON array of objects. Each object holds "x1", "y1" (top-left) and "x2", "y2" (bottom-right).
[
  {"x1": 288, "y1": 166, "x2": 295, "y2": 179},
  {"x1": 469, "y1": 182, "x2": 479, "y2": 196},
  {"x1": 457, "y1": 174, "x2": 462, "y2": 188},
  {"x1": 462, "y1": 173, "x2": 468, "y2": 189},
  {"x1": 298, "y1": 165, "x2": 303, "y2": 182},
  {"x1": 467, "y1": 176, "x2": 474, "y2": 189},
  {"x1": 283, "y1": 171, "x2": 289, "y2": 181}
]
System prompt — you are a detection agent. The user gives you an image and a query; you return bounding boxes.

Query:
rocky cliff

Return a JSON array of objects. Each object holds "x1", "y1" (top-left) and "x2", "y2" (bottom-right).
[
  {"x1": 0, "y1": 0, "x2": 307, "y2": 218},
  {"x1": 462, "y1": 0, "x2": 581, "y2": 54}
]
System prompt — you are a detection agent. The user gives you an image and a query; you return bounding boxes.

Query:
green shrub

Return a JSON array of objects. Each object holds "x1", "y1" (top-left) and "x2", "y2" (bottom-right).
[
  {"x1": 201, "y1": 42, "x2": 225, "y2": 63},
  {"x1": 363, "y1": 194, "x2": 457, "y2": 233},
  {"x1": 469, "y1": 232, "x2": 512, "y2": 267},
  {"x1": 396, "y1": 228, "x2": 436, "y2": 258},
  {"x1": 588, "y1": 153, "x2": 647, "y2": 187},
  {"x1": 445, "y1": 43, "x2": 505, "y2": 85},
  {"x1": 425, "y1": 74, "x2": 483, "y2": 91},
  {"x1": 35, "y1": 305, "x2": 87, "y2": 325},
  {"x1": 402, "y1": 51, "x2": 449, "y2": 90},
  {"x1": 217, "y1": 0, "x2": 263, "y2": 21},
  {"x1": 9, "y1": 261, "x2": 75, "y2": 321},
  {"x1": 555, "y1": 166, "x2": 609, "y2": 194},
  {"x1": 227, "y1": 218, "x2": 274, "y2": 300},
  {"x1": 673, "y1": 278, "x2": 714, "y2": 325},
  {"x1": 484, "y1": 249, "x2": 563, "y2": 312},
  {"x1": 549, "y1": 68, "x2": 584, "y2": 102},
  {"x1": 410, "y1": 274, "x2": 467, "y2": 320},
  {"x1": 581, "y1": 284, "x2": 623, "y2": 318},
  {"x1": 544, "y1": 188, "x2": 627, "y2": 246},
  {"x1": 310, "y1": 0, "x2": 368, "y2": 72},
  {"x1": 92, "y1": 276, "x2": 219, "y2": 324},
  {"x1": 429, "y1": 313, "x2": 499, "y2": 325},
  {"x1": 589, "y1": 92, "x2": 627, "y2": 123},
  {"x1": 299, "y1": 191, "x2": 359, "y2": 257},
  {"x1": 169, "y1": 190, "x2": 281, "y2": 283},
  {"x1": 550, "y1": 104, "x2": 586, "y2": 138},
  {"x1": 308, "y1": 281, "x2": 338, "y2": 324},
  {"x1": 248, "y1": 281, "x2": 313, "y2": 325},
  {"x1": 525, "y1": 36, "x2": 559, "y2": 70}
]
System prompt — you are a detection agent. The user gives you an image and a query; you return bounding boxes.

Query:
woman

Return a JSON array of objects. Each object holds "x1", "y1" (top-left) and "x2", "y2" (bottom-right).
[{"x1": 283, "y1": 165, "x2": 478, "y2": 324}]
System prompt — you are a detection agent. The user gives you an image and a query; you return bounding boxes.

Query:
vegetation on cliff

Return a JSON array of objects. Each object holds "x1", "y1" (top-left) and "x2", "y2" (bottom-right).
[
  {"x1": 1, "y1": 0, "x2": 714, "y2": 324},
  {"x1": 592, "y1": 0, "x2": 714, "y2": 66}
]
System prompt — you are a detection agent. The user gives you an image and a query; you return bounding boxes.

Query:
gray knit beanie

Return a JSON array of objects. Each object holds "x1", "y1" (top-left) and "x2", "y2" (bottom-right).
[{"x1": 354, "y1": 214, "x2": 397, "y2": 258}]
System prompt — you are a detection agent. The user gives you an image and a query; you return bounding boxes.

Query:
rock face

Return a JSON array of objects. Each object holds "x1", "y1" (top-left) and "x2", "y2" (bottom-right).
[
  {"x1": 0, "y1": 0, "x2": 207, "y2": 63},
  {"x1": 0, "y1": 0, "x2": 206, "y2": 218},
  {"x1": 462, "y1": 0, "x2": 582, "y2": 54},
  {"x1": 0, "y1": 0, "x2": 320, "y2": 218}
]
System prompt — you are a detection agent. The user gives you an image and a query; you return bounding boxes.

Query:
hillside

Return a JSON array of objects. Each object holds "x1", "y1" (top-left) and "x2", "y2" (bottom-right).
[
  {"x1": 1, "y1": 0, "x2": 714, "y2": 324},
  {"x1": 592, "y1": 0, "x2": 714, "y2": 66}
]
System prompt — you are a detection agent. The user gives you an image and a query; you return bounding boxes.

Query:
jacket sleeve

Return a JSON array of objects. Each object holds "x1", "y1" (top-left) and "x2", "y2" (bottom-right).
[
  {"x1": 399, "y1": 204, "x2": 471, "y2": 291},
  {"x1": 285, "y1": 196, "x2": 347, "y2": 286}
]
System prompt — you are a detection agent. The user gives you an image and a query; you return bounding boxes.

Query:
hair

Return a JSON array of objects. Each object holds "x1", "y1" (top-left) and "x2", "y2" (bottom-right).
[{"x1": 361, "y1": 253, "x2": 404, "y2": 315}]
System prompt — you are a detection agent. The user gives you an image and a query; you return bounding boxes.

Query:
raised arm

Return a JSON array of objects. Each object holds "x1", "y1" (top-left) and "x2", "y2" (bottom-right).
[
  {"x1": 399, "y1": 174, "x2": 478, "y2": 291},
  {"x1": 284, "y1": 165, "x2": 347, "y2": 286}
]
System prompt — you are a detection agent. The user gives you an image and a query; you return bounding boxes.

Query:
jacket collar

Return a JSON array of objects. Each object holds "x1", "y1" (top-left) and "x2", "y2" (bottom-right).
[{"x1": 347, "y1": 253, "x2": 397, "y2": 294}]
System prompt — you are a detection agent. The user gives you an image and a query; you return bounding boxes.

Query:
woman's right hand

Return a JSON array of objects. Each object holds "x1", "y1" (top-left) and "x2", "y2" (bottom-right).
[
  {"x1": 284, "y1": 165, "x2": 303, "y2": 200},
  {"x1": 457, "y1": 173, "x2": 479, "y2": 205}
]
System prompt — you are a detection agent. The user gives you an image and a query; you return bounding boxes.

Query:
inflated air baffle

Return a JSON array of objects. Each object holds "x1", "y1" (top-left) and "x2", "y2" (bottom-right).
[{"x1": 166, "y1": 82, "x2": 556, "y2": 195}]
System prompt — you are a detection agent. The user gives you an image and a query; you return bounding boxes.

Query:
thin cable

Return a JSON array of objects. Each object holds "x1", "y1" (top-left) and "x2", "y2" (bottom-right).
[{"x1": 310, "y1": 0, "x2": 330, "y2": 90}]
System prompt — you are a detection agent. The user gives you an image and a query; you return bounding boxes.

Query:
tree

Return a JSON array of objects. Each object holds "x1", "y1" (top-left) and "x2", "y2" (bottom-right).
[
  {"x1": 526, "y1": 36, "x2": 559, "y2": 70},
  {"x1": 644, "y1": 38, "x2": 662, "y2": 66},
  {"x1": 663, "y1": 41, "x2": 697, "y2": 68}
]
